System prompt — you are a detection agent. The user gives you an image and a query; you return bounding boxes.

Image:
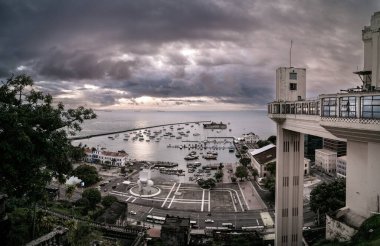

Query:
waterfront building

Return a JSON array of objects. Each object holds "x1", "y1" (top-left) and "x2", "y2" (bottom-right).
[
  {"x1": 336, "y1": 155, "x2": 347, "y2": 178},
  {"x1": 84, "y1": 147, "x2": 128, "y2": 167},
  {"x1": 249, "y1": 144, "x2": 276, "y2": 177},
  {"x1": 315, "y1": 149, "x2": 338, "y2": 175},
  {"x1": 268, "y1": 11, "x2": 380, "y2": 245},
  {"x1": 250, "y1": 144, "x2": 309, "y2": 178},
  {"x1": 160, "y1": 215, "x2": 191, "y2": 246}
]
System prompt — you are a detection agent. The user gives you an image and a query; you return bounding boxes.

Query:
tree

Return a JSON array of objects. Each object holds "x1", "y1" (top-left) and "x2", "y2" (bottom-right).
[
  {"x1": 235, "y1": 166, "x2": 248, "y2": 181},
  {"x1": 266, "y1": 162, "x2": 276, "y2": 176},
  {"x1": 239, "y1": 156, "x2": 251, "y2": 167},
  {"x1": 251, "y1": 168, "x2": 259, "y2": 181},
  {"x1": 264, "y1": 176, "x2": 275, "y2": 197},
  {"x1": 120, "y1": 166, "x2": 126, "y2": 174},
  {"x1": 310, "y1": 178, "x2": 346, "y2": 220},
  {"x1": 267, "y1": 135, "x2": 277, "y2": 145},
  {"x1": 65, "y1": 185, "x2": 76, "y2": 200},
  {"x1": 69, "y1": 144, "x2": 86, "y2": 162},
  {"x1": 73, "y1": 164, "x2": 100, "y2": 187},
  {"x1": 257, "y1": 140, "x2": 271, "y2": 148},
  {"x1": 197, "y1": 178, "x2": 216, "y2": 189},
  {"x1": 214, "y1": 170, "x2": 224, "y2": 181},
  {"x1": 101, "y1": 195, "x2": 118, "y2": 208},
  {"x1": 82, "y1": 188, "x2": 101, "y2": 209},
  {"x1": 0, "y1": 74, "x2": 96, "y2": 198}
]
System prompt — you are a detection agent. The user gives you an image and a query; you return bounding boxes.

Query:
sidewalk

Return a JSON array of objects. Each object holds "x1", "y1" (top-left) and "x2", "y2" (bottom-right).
[{"x1": 237, "y1": 181, "x2": 267, "y2": 210}]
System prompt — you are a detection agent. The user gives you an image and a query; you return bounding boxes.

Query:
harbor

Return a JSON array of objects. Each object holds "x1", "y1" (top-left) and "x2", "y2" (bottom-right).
[{"x1": 73, "y1": 121, "x2": 242, "y2": 184}]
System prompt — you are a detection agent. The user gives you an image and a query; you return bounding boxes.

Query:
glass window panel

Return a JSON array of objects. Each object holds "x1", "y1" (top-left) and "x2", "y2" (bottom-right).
[
  {"x1": 363, "y1": 106, "x2": 372, "y2": 111},
  {"x1": 373, "y1": 113, "x2": 380, "y2": 119},
  {"x1": 373, "y1": 106, "x2": 380, "y2": 112},
  {"x1": 372, "y1": 100, "x2": 380, "y2": 105},
  {"x1": 362, "y1": 112, "x2": 372, "y2": 118}
]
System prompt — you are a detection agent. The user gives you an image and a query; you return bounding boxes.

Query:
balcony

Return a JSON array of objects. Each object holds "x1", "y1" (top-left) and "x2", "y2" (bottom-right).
[{"x1": 268, "y1": 92, "x2": 380, "y2": 142}]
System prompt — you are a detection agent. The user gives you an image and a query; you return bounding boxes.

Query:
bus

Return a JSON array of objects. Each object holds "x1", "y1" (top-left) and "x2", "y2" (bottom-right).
[
  {"x1": 204, "y1": 227, "x2": 230, "y2": 236},
  {"x1": 221, "y1": 223, "x2": 235, "y2": 229},
  {"x1": 241, "y1": 226, "x2": 264, "y2": 231},
  {"x1": 146, "y1": 215, "x2": 166, "y2": 224},
  {"x1": 190, "y1": 220, "x2": 198, "y2": 228}
]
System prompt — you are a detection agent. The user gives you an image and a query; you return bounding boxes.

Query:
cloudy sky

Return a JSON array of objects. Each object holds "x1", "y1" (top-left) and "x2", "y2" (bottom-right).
[{"x1": 1, "y1": 0, "x2": 379, "y2": 110}]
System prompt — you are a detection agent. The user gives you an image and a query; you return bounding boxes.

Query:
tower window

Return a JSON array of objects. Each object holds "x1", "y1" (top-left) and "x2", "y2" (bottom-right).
[
  {"x1": 289, "y1": 72, "x2": 297, "y2": 80},
  {"x1": 290, "y1": 83, "x2": 297, "y2": 90}
]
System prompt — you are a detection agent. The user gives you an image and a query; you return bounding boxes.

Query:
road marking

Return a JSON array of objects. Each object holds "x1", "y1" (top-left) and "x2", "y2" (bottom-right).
[
  {"x1": 201, "y1": 189, "x2": 205, "y2": 212},
  {"x1": 208, "y1": 190, "x2": 211, "y2": 212},
  {"x1": 125, "y1": 196, "x2": 132, "y2": 202},
  {"x1": 237, "y1": 182, "x2": 250, "y2": 210},
  {"x1": 148, "y1": 208, "x2": 154, "y2": 214},
  {"x1": 256, "y1": 219, "x2": 259, "y2": 225},
  {"x1": 161, "y1": 183, "x2": 176, "y2": 207},
  {"x1": 131, "y1": 197, "x2": 137, "y2": 203},
  {"x1": 168, "y1": 183, "x2": 181, "y2": 208}
]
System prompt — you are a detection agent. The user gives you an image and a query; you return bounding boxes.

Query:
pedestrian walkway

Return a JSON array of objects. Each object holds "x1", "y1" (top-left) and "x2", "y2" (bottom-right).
[{"x1": 238, "y1": 181, "x2": 267, "y2": 210}]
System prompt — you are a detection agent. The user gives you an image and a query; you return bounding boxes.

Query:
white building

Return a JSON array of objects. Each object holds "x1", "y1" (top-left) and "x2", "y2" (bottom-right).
[
  {"x1": 315, "y1": 149, "x2": 337, "y2": 175},
  {"x1": 242, "y1": 132, "x2": 259, "y2": 143},
  {"x1": 249, "y1": 144, "x2": 276, "y2": 177},
  {"x1": 336, "y1": 155, "x2": 347, "y2": 178},
  {"x1": 84, "y1": 147, "x2": 128, "y2": 167}
]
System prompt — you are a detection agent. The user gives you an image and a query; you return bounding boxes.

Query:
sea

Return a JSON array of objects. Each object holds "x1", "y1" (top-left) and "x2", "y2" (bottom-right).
[{"x1": 72, "y1": 110, "x2": 276, "y2": 182}]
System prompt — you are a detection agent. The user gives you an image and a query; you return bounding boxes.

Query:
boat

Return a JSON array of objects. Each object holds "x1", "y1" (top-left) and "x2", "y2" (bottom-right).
[
  {"x1": 184, "y1": 155, "x2": 199, "y2": 160},
  {"x1": 203, "y1": 121, "x2": 227, "y2": 129},
  {"x1": 203, "y1": 154, "x2": 217, "y2": 160}
]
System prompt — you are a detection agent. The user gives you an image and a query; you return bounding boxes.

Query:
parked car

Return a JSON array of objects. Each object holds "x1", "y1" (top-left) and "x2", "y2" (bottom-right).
[
  {"x1": 205, "y1": 219, "x2": 214, "y2": 223},
  {"x1": 129, "y1": 211, "x2": 137, "y2": 215}
]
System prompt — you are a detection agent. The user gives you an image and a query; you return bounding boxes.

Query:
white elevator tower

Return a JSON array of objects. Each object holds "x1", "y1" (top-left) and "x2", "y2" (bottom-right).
[
  {"x1": 275, "y1": 67, "x2": 306, "y2": 246},
  {"x1": 269, "y1": 11, "x2": 380, "y2": 245}
]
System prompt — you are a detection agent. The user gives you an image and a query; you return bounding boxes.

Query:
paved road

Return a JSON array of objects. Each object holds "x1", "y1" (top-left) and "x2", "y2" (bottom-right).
[{"x1": 126, "y1": 201, "x2": 269, "y2": 229}]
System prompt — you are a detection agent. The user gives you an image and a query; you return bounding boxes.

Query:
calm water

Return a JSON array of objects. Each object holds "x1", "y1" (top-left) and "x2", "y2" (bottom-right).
[{"x1": 72, "y1": 110, "x2": 275, "y2": 182}]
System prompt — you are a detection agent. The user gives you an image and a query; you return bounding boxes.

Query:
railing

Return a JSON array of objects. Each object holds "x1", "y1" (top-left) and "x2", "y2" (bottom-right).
[{"x1": 268, "y1": 92, "x2": 380, "y2": 122}]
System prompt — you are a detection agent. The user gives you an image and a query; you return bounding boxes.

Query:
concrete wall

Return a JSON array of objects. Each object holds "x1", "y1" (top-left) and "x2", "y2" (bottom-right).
[
  {"x1": 276, "y1": 67, "x2": 306, "y2": 102},
  {"x1": 326, "y1": 215, "x2": 357, "y2": 242}
]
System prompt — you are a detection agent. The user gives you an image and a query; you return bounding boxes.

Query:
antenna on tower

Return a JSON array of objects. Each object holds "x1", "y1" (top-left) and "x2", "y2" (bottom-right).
[{"x1": 290, "y1": 40, "x2": 293, "y2": 67}]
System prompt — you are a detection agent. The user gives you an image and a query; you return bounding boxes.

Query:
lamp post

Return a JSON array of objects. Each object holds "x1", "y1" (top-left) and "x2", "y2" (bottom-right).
[{"x1": 234, "y1": 214, "x2": 237, "y2": 229}]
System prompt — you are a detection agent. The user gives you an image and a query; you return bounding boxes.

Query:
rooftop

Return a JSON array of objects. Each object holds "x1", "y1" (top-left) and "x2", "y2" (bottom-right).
[
  {"x1": 251, "y1": 146, "x2": 276, "y2": 165},
  {"x1": 250, "y1": 144, "x2": 276, "y2": 156},
  {"x1": 315, "y1": 148, "x2": 337, "y2": 155}
]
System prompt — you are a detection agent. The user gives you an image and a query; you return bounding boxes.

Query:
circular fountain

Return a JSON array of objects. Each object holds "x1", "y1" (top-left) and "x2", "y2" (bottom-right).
[{"x1": 130, "y1": 169, "x2": 161, "y2": 197}]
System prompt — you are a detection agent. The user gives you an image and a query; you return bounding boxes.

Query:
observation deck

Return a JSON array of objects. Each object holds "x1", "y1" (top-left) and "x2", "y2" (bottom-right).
[{"x1": 268, "y1": 91, "x2": 380, "y2": 142}]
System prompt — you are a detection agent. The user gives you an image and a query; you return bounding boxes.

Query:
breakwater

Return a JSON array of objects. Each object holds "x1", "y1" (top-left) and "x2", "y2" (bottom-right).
[{"x1": 69, "y1": 120, "x2": 211, "y2": 140}]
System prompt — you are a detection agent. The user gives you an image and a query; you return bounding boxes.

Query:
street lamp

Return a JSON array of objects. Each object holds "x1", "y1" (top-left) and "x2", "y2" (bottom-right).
[{"x1": 234, "y1": 214, "x2": 237, "y2": 229}]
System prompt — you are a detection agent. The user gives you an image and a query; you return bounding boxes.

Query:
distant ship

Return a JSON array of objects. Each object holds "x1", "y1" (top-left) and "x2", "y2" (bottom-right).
[{"x1": 203, "y1": 122, "x2": 227, "y2": 129}]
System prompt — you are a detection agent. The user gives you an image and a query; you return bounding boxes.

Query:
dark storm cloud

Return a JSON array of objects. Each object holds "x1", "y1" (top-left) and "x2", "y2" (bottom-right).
[{"x1": 0, "y1": 0, "x2": 379, "y2": 108}]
